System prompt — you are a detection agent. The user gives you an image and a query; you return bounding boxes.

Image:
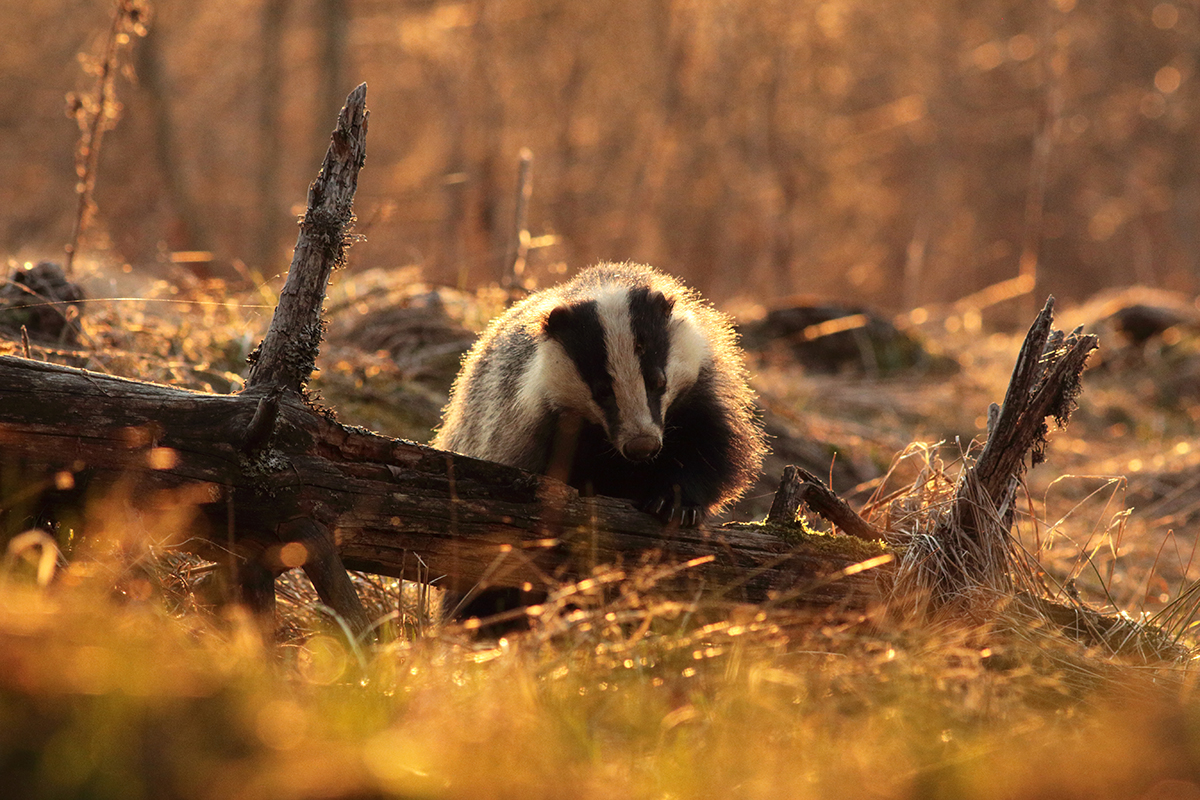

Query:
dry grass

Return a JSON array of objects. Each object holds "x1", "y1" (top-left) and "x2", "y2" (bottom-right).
[{"x1": 2, "y1": 546, "x2": 1196, "y2": 800}]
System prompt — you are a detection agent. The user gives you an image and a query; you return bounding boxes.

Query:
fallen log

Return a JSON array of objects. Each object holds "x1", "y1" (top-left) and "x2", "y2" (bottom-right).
[{"x1": 0, "y1": 356, "x2": 884, "y2": 617}]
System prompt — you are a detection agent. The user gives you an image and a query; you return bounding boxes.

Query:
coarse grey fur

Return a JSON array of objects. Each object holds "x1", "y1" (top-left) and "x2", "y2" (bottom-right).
[{"x1": 433, "y1": 262, "x2": 766, "y2": 525}]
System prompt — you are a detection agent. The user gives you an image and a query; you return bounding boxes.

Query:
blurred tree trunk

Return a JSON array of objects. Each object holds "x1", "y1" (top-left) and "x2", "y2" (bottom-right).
[
  {"x1": 431, "y1": 48, "x2": 469, "y2": 288},
  {"x1": 136, "y1": 18, "x2": 214, "y2": 263},
  {"x1": 315, "y1": 0, "x2": 349, "y2": 171},
  {"x1": 618, "y1": 0, "x2": 683, "y2": 266},
  {"x1": 437, "y1": 0, "x2": 505, "y2": 288},
  {"x1": 1172, "y1": 31, "x2": 1200, "y2": 283},
  {"x1": 553, "y1": 49, "x2": 587, "y2": 272},
  {"x1": 467, "y1": 0, "x2": 505, "y2": 286},
  {"x1": 764, "y1": 43, "x2": 803, "y2": 299},
  {"x1": 255, "y1": 0, "x2": 287, "y2": 274},
  {"x1": 900, "y1": 12, "x2": 958, "y2": 310}
]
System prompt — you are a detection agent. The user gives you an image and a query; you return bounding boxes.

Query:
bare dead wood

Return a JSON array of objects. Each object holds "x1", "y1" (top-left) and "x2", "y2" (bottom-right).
[
  {"x1": 247, "y1": 82, "x2": 368, "y2": 394},
  {"x1": 883, "y1": 297, "x2": 1108, "y2": 636},
  {"x1": 958, "y1": 297, "x2": 1098, "y2": 537},
  {"x1": 226, "y1": 82, "x2": 372, "y2": 632},
  {"x1": 766, "y1": 466, "x2": 805, "y2": 525},
  {"x1": 282, "y1": 517, "x2": 371, "y2": 636},
  {"x1": 767, "y1": 465, "x2": 883, "y2": 542}
]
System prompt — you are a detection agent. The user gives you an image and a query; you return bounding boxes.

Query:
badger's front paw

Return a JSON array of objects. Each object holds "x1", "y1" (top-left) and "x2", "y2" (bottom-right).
[{"x1": 639, "y1": 495, "x2": 706, "y2": 528}]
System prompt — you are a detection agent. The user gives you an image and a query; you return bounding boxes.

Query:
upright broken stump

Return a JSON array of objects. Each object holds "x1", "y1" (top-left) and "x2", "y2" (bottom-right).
[{"x1": 231, "y1": 83, "x2": 372, "y2": 635}]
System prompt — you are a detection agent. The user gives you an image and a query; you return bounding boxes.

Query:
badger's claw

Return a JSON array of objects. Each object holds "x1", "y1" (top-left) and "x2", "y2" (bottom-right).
[
  {"x1": 679, "y1": 506, "x2": 702, "y2": 528},
  {"x1": 639, "y1": 495, "x2": 705, "y2": 527},
  {"x1": 642, "y1": 496, "x2": 668, "y2": 519}
]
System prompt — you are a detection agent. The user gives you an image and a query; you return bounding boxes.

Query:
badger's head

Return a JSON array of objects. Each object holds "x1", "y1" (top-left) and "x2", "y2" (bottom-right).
[{"x1": 530, "y1": 284, "x2": 708, "y2": 461}]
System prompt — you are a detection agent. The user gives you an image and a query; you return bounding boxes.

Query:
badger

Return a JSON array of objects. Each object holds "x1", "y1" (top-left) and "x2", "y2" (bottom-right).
[{"x1": 434, "y1": 262, "x2": 766, "y2": 527}]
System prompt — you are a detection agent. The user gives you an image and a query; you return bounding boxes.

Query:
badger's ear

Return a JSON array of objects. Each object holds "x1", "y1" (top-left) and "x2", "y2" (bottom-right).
[
  {"x1": 543, "y1": 304, "x2": 573, "y2": 338},
  {"x1": 650, "y1": 290, "x2": 675, "y2": 317}
]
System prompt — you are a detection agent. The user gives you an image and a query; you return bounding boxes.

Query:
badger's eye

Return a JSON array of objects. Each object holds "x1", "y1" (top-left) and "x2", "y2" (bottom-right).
[{"x1": 646, "y1": 369, "x2": 667, "y2": 393}]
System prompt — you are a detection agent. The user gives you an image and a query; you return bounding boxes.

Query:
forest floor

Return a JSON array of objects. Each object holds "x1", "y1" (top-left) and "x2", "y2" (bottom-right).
[{"x1": 2, "y1": 261, "x2": 1199, "y2": 799}]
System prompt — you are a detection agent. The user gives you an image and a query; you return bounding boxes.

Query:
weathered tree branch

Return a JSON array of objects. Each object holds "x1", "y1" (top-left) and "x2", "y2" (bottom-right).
[
  {"x1": 502, "y1": 147, "x2": 533, "y2": 290},
  {"x1": 768, "y1": 465, "x2": 884, "y2": 541},
  {"x1": 234, "y1": 83, "x2": 371, "y2": 630},
  {"x1": 247, "y1": 82, "x2": 367, "y2": 394}
]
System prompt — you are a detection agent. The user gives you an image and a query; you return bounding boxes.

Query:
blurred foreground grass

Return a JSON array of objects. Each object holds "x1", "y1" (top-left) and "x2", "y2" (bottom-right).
[{"x1": 2, "y1": 563, "x2": 1199, "y2": 800}]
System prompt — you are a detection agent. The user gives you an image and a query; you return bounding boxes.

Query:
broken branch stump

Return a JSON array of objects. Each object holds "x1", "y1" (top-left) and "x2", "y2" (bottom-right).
[
  {"x1": 956, "y1": 298, "x2": 1098, "y2": 544},
  {"x1": 768, "y1": 465, "x2": 884, "y2": 541},
  {"x1": 228, "y1": 82, "x2": 371, "y2": 632},
  {"x1": 247, "y1": 82, "x2": 368, "y2": 395}
]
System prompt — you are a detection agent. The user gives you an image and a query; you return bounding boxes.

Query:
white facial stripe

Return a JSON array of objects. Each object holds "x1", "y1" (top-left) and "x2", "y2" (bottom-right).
[
  {"x1": 664, "y1": 310, "x2": 709, "y2": 408},
  {"x1": 595, "y1": 288, "x2": 660, "y2": 448},
  {"x1": 523, "y1": 339, "x2": 604, "y2": 425}
]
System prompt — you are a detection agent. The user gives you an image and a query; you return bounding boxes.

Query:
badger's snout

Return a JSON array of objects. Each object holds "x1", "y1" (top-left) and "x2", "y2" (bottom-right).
[{"x1": 621, "y1": 434, "x2": 662, "y2": 461}]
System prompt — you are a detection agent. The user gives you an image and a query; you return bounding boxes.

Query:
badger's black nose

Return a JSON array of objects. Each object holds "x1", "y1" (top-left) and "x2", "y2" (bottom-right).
[{"x1": 622, "y1": 435, "x2": 661, "y2": 461}]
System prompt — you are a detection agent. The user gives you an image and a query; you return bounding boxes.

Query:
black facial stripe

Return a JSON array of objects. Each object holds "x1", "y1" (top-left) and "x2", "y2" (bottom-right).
[
  {"x1": 628, "y1": 287, "x2": 673, "y2": 425},
  {"x1": 543, "y1": 300, "x2": 619, "y2": 430}
]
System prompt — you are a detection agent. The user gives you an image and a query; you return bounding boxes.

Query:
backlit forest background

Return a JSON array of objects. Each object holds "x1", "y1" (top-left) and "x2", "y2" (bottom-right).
[
  {"x1": 4, "y1": 0, "x2": 1198, "y2": 309},
  {"x1": 8, "y1": 3, "x2": 1200, "y2": 798}
]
